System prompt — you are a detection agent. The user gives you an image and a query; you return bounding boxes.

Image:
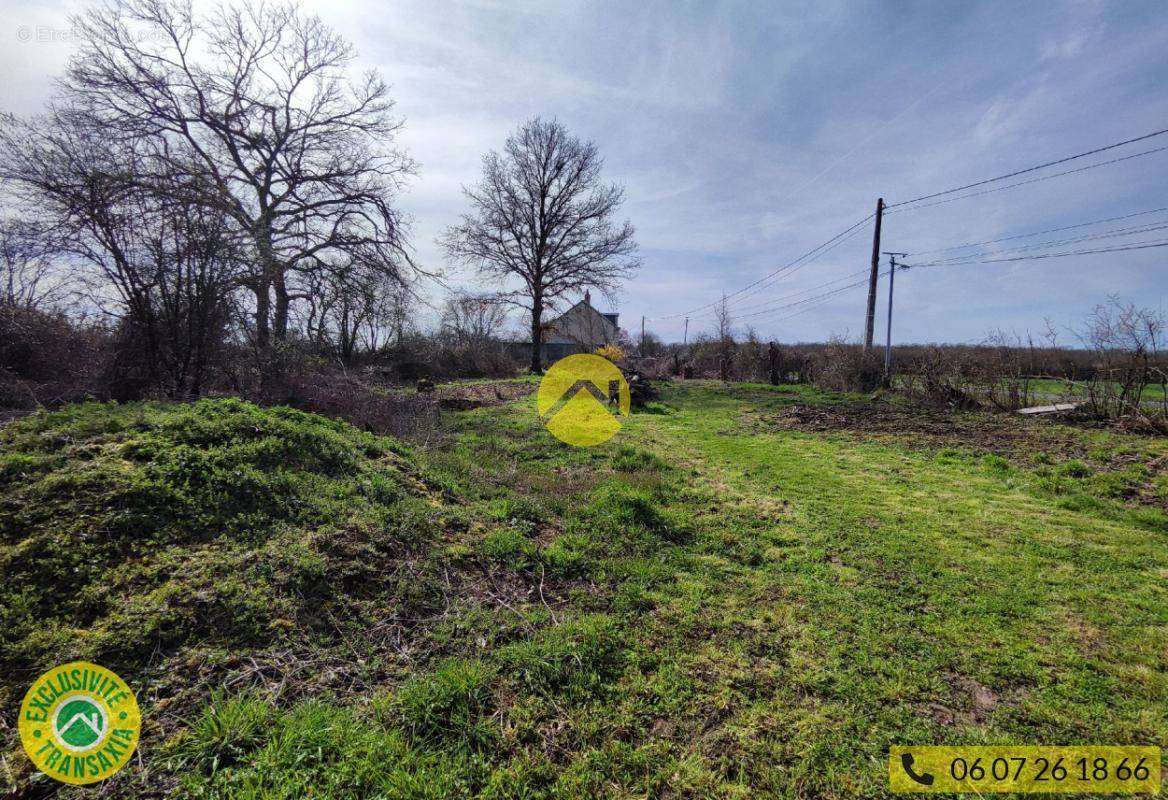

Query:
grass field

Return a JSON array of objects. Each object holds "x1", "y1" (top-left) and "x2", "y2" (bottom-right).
[
  {"x1": 2, "y1": 382, "x2": 1166, "y2": 798},
  {"x1": 1023, "y1": 378, "x2": 1167, "y2": 404}
]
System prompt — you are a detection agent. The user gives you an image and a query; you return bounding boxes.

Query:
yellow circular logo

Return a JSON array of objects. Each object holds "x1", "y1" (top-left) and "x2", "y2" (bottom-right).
[
  {"x1": 537, "y1": 354, "x2": 631, "y2": 446},
  {"x1": 18, "y1": 662, "x2": 141, "y2": 785}
]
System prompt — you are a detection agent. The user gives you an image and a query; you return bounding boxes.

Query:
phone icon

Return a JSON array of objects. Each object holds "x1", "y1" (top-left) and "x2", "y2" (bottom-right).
[{"x1": 901, "y1": 753, "x2": 935, "y2": 786}]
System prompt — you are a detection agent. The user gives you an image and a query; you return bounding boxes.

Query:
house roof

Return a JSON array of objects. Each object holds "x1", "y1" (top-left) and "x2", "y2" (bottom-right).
[
  {"x1": 545, "y1": 297, "x2": 619, "y2": 346},
  {"x1": 549, "y1": 299, "x2": 617, "y2": 327}
]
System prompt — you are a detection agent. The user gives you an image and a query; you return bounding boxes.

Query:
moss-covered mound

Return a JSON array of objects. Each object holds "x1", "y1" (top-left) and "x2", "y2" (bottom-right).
[{"x1": 0, "y1": 399, "x2": 438, "y2": 687}]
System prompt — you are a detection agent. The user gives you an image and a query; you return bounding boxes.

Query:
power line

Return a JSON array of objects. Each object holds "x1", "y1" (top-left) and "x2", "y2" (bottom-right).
[
  {"x1": 909, "y1": 238, "x2": 1168, "y2": 268},
  {"x1": 687, "y1": 265, "x2": 871, "y2": 322},
  {"x1": 652, "y1": 126, "x2": 1168, "y2": 330},
  {"x1": 675, "y1": 220, "x2": 872, "y2": 325},
  {"x1": 693, "y1": 218, "x2": 870, "y2": 319},
  {"x1": 732, "y1": 274, "x2": 879, "y2": 322},
  {"x1": 887, "y1": 145, "x2": 1168, "y2": 214},
  {"x1": 764, "y1": 272, "x2": 886, "y2": 325},
  {"x1": 651, "y1": 211, "x2": 874, "y2": 321},
  {"x1": 687, "y1": 237, "x2": 1168, "y2": 333},
  {"x1": 690, "y1": 217, "x2": 1168, "y2": 326},
  {"x1": 909, "y1": 205, "x2": 1168, "y2": 256},
  {"x1": 724, "y1": 220, "x2": 872, "y2": 311},
  {"x1": 715, "y1": 237, "x2": 1168, "y2": 329},
  {"x1": 887, "y1": 125, "x2": 1168, "y2": 208},
  {"x1": 913, "y1": 221, "x2": 1168, "y2": 264},
  {"x1": 685, "y1": 273, "x2": 877, "y2": 329}
]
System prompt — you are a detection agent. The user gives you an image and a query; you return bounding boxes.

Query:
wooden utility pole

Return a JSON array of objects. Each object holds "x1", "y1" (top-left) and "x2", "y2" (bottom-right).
[
  {"x1": 683, "y1": 317, "x2": 688, "y2": 346},
  {"x1": 882, "y1": 252, "x2": 907, "y2": 380},
  {"x1": 863, "y1": 197, "x2": 885, "y2": 353},
  {"x1": 640, "y1": 315, "x2": 645, "y2": 356}
]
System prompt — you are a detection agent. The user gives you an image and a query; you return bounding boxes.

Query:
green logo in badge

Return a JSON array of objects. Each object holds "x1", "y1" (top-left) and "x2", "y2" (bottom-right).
[{"x1": 54, "y1": 696, "x2": 106, "y2": 750}]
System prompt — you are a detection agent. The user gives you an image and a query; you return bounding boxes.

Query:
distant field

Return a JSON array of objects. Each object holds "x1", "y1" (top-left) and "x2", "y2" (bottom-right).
[
  {"x1": 2, "y1": 383, "x2": 1166, "y2": 798},
  {"x1": 1023, "y1": 378, "x2": 1166, "y2": 403}
]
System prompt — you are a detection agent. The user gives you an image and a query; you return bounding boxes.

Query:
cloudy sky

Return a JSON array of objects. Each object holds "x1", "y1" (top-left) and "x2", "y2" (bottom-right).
[{"x1": 3, "y1": 0, "x2": 1167, "y2": 344}]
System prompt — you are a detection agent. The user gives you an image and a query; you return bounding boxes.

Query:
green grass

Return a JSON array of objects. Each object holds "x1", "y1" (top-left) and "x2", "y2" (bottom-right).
[
  {"x1": 2, "y1": 383, "x2": 1166, "y2": 798},
  {"x1": 1023, "y1": 377, "x2": 1166, "y2": 403}
]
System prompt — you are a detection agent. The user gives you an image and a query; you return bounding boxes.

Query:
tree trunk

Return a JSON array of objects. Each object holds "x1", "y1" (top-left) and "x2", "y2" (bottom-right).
[
  {"x1": 530, "y1": 302, "x2": 543, "y2": 374},
  {"x1": 273, "y1": 270, "x2": 290, "y2": 342},
  {"x1": 253, "y1": 218, "x2": 281, "y2": 347},
  {"x1": 254, "y1": 283, "x2": 271, "y2": 350}
]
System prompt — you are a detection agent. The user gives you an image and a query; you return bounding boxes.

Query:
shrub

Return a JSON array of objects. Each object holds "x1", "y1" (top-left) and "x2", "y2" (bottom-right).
[
  {"x1": 595, "y1": 344, "x2": 624, "y2": 363},
  {"x1": 809, "y1": 337, "x2": 884, "y2": 393},
  {"x1": 0, "y1": 306, "x2": 110, "y2": 411}
]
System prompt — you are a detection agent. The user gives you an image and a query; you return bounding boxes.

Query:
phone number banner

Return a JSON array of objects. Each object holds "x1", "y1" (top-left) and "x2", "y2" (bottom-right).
[{"x1": 889, "y1": 745, "x2": 1161, "y2": 794}]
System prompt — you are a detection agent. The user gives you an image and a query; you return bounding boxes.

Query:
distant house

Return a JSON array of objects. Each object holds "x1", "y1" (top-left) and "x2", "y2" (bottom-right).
[{"x1": 511, "y1": 290, "x2": 620, "y2": 366}]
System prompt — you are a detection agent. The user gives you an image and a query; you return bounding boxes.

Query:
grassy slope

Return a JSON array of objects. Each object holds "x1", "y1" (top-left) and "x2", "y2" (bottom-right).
[{"x1": 2, "y1": 384, "x2": 1166, "y2": 798}]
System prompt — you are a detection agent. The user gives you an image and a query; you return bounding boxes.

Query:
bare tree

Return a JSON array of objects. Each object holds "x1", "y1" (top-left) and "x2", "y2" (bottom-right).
[
  {"x1": 1078, "y1": 297, "x2": 1166, "y2": 422},
  {"x1": 302, "y1": 260, "x2": 411, "y2": 364},
  {"x1": 0, "y1": 217, "x2": 68, "y2": 309},
  {"x1": 439, "y1": 293, "x2": 508, "y2": 347},
  {"x1": 0, "y1": 110, "x2": 239, "y2": 397},
  {"x1": 52, "y1": 0, "x2": 418, "y2": 367},
  {"x1": 713, "y1": 293, "x2": 734, "y2": 381},
  {"x1": 441, "y1": 118, "x2": 638, "y2": 373}
]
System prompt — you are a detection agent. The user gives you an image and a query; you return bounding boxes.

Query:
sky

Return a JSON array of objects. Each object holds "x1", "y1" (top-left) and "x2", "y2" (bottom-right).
[{"x1": 2, "y1": 0, "x2": 1167, "y2": 344}]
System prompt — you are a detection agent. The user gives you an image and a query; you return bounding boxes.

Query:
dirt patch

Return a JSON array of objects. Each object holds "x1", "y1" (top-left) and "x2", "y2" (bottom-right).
[
  {"x1": 749, "y1": 402, "x2": 1154, "y2": 464},
  {"x1": 925, "y1": 672, "x2": 1009, "y2": 727},
  {"x1": 432, "y1": 381, "x2": 535, "y2": 410}
]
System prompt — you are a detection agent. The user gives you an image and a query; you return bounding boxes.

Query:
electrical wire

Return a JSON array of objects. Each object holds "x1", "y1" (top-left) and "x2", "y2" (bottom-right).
[
  {"x1": 691, "y1": 266, "x2": 873, "y2": 320},
  {"x1": 888, "y1": 125, "x2": 1168, "y2": 208},
  {"x1": 720, "y1": 221, "x2": 871, "y2": 312},
  {"x1": 886, "y1": 145, "x2": 1168, "y2": 214},
  {"x1": 911, "y1": 221, "x2": 1168, "y2": 264},
  {"x1": 762, "y1": 271, "x2": 887, "y2": 325},
  {"x1": 727, "y1": 274, "x2": 878, "y2": 322},
  {"x1": 652, "y1": 125, "x2": 1168, "y2": 329},
  {"x1": 908, "y1": 205, "x2": 1168, "y2": 256},
  {"x1": 686, "y1": 235, "x2": 1168, "y2": 334},
  {"x1": 731, "y1": 237, "x2": 1168, "y2": 330},
  {"x1": 730, "y1": 238, "x2": 1168, "y2": 334},
  {"x1": 908, "y1": 238, "x2": 1168, "y2": 268},
  {"x1": 682, "y1": 219, "x2": 1166, "y2": 327},
  {"x1": 650, "y1": 211, "x2": 874, "y2": 321}
]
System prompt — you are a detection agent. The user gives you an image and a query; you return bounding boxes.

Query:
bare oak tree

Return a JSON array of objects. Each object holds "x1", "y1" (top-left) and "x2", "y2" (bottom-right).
[
  {"x1": 441, "y1": 118, "x2": 638, "y2": 373},
  {"x1": 59, "y1": 0, "x2": 418, "y2": 363}
]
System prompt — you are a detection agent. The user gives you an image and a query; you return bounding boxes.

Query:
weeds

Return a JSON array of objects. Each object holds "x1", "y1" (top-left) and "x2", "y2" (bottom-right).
[{"x1": 3, "y1": 382, "x2": 1166, "y2": 799}]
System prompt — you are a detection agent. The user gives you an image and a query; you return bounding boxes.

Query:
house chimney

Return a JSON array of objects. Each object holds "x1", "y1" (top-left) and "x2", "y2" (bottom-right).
[{"x1": 584, "y1": 289, "x2": 591, "y2": 306}]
